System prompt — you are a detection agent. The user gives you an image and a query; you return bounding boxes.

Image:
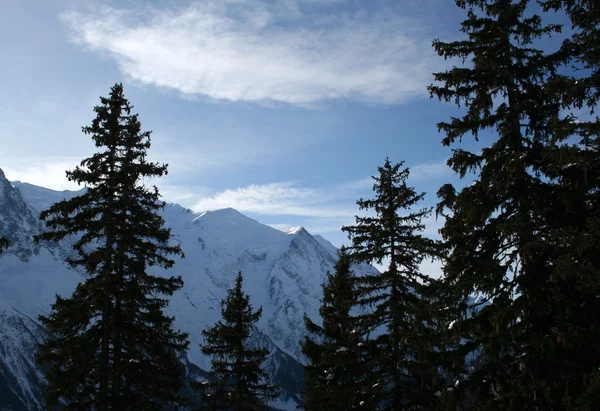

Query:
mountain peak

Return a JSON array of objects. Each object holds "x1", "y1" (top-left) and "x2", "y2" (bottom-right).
[
  {"x1": 12, "y1": 182, "x2": 85, "y2": 213},
  {"x1": 0, "y1": 180, "x2": 381, "y2": 410},
  {"x1": 191, "y1": 207, "x2": 255, "y2": 225},
  {"x1": 211, "y1": 207, "x2": 243, "y2": 216},
  {"x1": 281, "y1": 226, "x2": 305, "y2": 235}
]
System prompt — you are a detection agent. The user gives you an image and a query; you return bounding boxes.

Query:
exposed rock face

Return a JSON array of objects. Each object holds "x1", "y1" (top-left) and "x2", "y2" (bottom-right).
[{"x1": 0, "y1": 171, "x2": 42, "y2": 262}]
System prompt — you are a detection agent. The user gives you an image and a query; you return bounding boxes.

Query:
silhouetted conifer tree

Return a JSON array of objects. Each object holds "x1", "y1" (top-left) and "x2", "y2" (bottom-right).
[
  {"x1": 35, "y1": 83, "x2": 189, "y2": 410},
  {"x1": 428, "y1": 0, "x2": 587, "y2": 408},
  {"x1": 342, "y1": 159, "x2": 447, "y2": 410},
  {"x1": 538, "y1": 1, "x2": 600, "y2": 407},
  {"x1": 301, "y1": 249, "x2": 376, "y2": 411},
  {"x1": 196, "y1": 271, "x2": 277, "y2": 410}
]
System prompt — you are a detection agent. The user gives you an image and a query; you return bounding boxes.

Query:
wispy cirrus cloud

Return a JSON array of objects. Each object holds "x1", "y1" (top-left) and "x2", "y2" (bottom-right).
[
  {"x1": 190, "y1": 161, "x2": 451, "y2": 219},
  {"x1": 60, "y1": 0, "x2": 439, "y2": 105},
  {"x1": 1, "y1": 158, "x2": 82, "y2": 191},
  {"x1": 191, "y1": 182, "x2": 357, "y2": 218},
  {"x1": 410, "y1": 161, "x2": 450, "y2": 181},
  {"x1": 335, "y1": 161, "x2": 451, "y2": 192}
]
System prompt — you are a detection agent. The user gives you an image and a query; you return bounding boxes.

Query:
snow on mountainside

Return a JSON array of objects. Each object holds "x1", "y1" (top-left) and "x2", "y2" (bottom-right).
[
  {"x1": 0, "y1": 170, "x2": 378, "y2": 410},
  {"x1": 10, "y1": 182, "x2": 85, "y2": 214},
  {"x1": 0, "y1": 171, "x2": 43, "y2": 262}
]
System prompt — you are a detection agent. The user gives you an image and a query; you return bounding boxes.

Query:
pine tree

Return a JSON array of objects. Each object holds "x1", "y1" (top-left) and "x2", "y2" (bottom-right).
[
  {"x1": 341, "y1": 158, "x2": 447, "y2": 410},
  {"x1": 35, "y1": 83, "x2": 189, "y2": 410},
  {"x1": 428, "y1": 1, "x2": 580, "y2": 408},
  {"x1": 301, "y1": 248, "x2": 376, "y2": 411},
  {"x1": 0, "y1": 237, "x2": 7, "y2": 254},
  {"x1": 196, "y1": 271, "x2": 277, "y2": 411}
]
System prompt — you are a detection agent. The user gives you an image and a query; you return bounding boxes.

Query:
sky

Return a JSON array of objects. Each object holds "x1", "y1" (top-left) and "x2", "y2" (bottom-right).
[{"x1": 1, "y1": 0, "x2": 500, "y2": 275}]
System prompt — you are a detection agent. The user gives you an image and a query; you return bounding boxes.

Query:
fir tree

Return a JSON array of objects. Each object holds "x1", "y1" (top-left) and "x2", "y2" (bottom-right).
[
  {"x1": 341, "y1": 158, "x2": 447, "y2": 410},
  {"x1": 541, "y1": 0, "x2": 599, "y2": 111},
  {"x1": 538, "y1": 1, "x2": 600, "y2": 407},
  {"x1": 301, "y1": 249, "x2": 376, "y2": 411},
  {"x1": 35, "y1": 83, "x2": 189, "y2": 410},
  {"x1": 428, "y1": 1, "x2": 581, "y2": 408},
  {"x1": 196, "y1": 271, "x2": 277, "y2": 411},
  {"x1": 0, "y1": 237, "x2": 7, "y2": 254}
]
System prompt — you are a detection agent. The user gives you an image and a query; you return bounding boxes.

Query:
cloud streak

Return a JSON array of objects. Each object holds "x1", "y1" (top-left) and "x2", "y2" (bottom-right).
[
  {"x1": 190, "y1": 161, "x2": 452, "y2": 219},
  {"x1": 335, "y1": 161, "x2": 451, "y2": 192},
  {"x1": 192, "y1": 182, "x2": 357, "y2": 218},
  {"x1": 60, "y1": 1, "x2": 439, "y2": 105},
  {"x1": 0, "y1": 158, "x2": 82, "y2": 191},
  {"x1": 410, "y1": 161, "x2": 450, "y2": 181}
]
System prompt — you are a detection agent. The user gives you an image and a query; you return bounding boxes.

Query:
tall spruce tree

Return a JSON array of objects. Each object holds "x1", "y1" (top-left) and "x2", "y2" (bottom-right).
[
  {"x1": 196, "y1": 271, "x2": 277, "y2": 411},
  {"x1": 428, "y1": 0, "x2": 582, "y2": 408},
  {"x1": 301, "y1": 248, "x2": 376, "y2": 411},
  {"x1": 538, "y1": 0, "x2": 600, "y2": 407},
  {"x1": 35, "y1": 83, "x2": 189, "y2": 410},
  {"x1": 341, "y1": 159, "x2": 446, "y2": 410}
]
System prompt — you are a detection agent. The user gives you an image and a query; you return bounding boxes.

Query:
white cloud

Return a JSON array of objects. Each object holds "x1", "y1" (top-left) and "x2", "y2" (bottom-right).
[
  {"x1": 0, "y1": 158, "x2": 82, "y2": 191},
  {"x1": 410, "y1": 161, "x2": 450, "y2": 181},
  {"x1": 191, "y1": 182, "x2": 357, "y2": 217},
  {"x1": 335, "y1": 177, "x2": 373, "y2": 191},
  {"x1": 60, "y1": 1, "x2": 439, "y2": 105},
  {"x1": 155, "y1": 183, "x2": 212, "y2": 208},
  {"x1": 188, "y1": 159, "x2": 452, "y2": 219},
  {"x1": 335, "y1": 161, "x2": 450, "y2": 192}
]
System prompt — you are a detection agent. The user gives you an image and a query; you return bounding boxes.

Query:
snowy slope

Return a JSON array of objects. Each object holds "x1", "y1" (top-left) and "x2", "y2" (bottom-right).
[
  {"x1": 0, "y1": 170, "x2": 378, "y2": 410},
  {"x1": 10, "y1": 181, "x2": 85, "y2": 214}
]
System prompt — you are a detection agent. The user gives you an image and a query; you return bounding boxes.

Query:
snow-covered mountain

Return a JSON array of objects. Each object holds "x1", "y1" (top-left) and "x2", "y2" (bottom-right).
[{"x1": 0, "y1": 169, "x2": 377, "y2": 410}]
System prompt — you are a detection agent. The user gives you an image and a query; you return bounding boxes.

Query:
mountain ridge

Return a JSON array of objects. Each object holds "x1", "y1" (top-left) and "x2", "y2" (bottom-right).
[{"x1": 0, "y1": 169, "x2": 378, "y2": 410}]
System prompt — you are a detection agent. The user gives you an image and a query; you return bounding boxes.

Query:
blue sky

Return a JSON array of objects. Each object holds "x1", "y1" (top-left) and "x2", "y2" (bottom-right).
[{"x1": 2, "y1": 0, "x2": 487, "y2": 272}]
